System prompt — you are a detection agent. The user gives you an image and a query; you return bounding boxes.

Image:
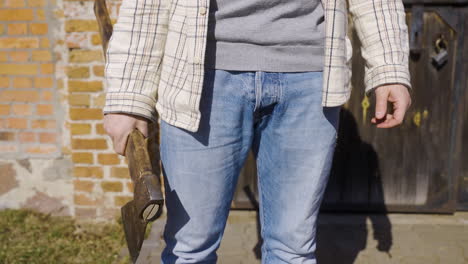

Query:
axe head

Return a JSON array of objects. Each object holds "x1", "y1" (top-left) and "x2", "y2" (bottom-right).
[
  {"x1": 121, "y1": 200, "x2": 148, "y2": 263},
  {"x1": 120, "y1": 129, "x2": 165, "y2": 263}
]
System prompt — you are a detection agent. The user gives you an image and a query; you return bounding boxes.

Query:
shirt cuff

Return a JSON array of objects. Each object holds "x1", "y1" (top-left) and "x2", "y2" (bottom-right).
[
  {"x1": 103, "y1": 92, "x2": 157, "y2": 122},
  {"x1": 365, "y1": 64, "x2": 412, "y2": 97}
]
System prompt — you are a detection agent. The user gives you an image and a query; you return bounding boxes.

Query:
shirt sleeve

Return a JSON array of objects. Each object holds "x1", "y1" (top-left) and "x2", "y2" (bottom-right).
[
  {"x1": 103, "y1": 0, "x2": 171, "y2": 122},
  {"x1": 348, "y1": 0, "x2": 412, "y2": 97}
]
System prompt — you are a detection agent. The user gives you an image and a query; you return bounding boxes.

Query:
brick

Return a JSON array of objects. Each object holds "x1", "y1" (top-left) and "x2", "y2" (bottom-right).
[
  {"x1": 74, "y1": 194, "x2": 97, "y2": 206},
  {"x1": 30, "y1": 23, "x2": 48, "y2": 35},
  {"x1": 110, "y1": 167, "x2": 130, "y2": 179},
  {"x1": 69, "y1": 108, "x2": 102, "y2": 120},
  {"x1": 7, "y1": 118, "x2": 28, "y2": 129},
  {"x1": 0, "y1": 77, "x2": 9, "y2": 88},
  {"x1": 13, "y1": 77, "x2": 32, "y2": 88},
  {"x1": 41, "y1": 91, "x2": 53, "y2": 101},
  {"x1": 0, "y1": 91, "x2": 39, "y2": 102},
  {"x1": 68, "y1": 94, "x2": 90, "y2": 106},
  {"x1": 97, "y1": 153, "x2": 120, "y2": 165},
  {"x1": 70, "y1": 123, "x2": 91, "y2": 135},
  {"x1": 5, "y1": 0, "x2": 26, "y2": 7},
  {"x1": 34, "y1": 77, "x2": 53, "y2": 88},
  {"x1": 31, "y1": 119, "x2": 56, "y2": 129},
  {"x1": 75, "y1": 207, "x2": 96, "y2": 218},
  {"x1": 0, "y1": 25, "x2": 4, "y2": 35},
  {"x1": 65, "y1": 33, "x2": 87, "y2": 48},
  {"x1": 69, "y1": 49, "x2": 103, "y2": 63},
  {"x1": 9, "y1": 51, "x2": 29, "y2": 62},
  {"x1": 95, "y1": 123, "x2": 106, "y2": 135},
  {"x1": 0, "y1": 52, "x2": 7, "y2": 62},
  {"x1": 19, "y1": 132, "x2": 36, "y2": 142},
  {"x1": 25, "y1": 145, "x2": 58, "y2": 154},
  {"x1": 39, "y1": 132, "x2": 56, "y2": 143},
  {"x1": 8, "y1": 23, "x2": 27, "y2": 35},
  {"x1": 126, "y1": 182, "x2": 134, "y2": 192},
  {"x1": 66, "y1": 66, "x2": 89, "y2": 78},
  {"x1": 36, "y1": 104, "x2": 53, "y2": 115},
  {"x1": 12, "y1": 104, "x2": 32, "y2": 115},
  {"x1": 0, "y1": 37, "x2": 39, "y2": 48},
  {"x1": 39, "y1": 37, "x2": 49, "y2": 48},
  {"x1": 0, "y1": 10, "x2": 34, "y2": 21},
  {"x1": 100, "y1": 207, "x2": 120, "y2": 220},
  {"x1": 74, "y1": 179, "x2": 94, "y2": 192},
  {"x1": 40, "y1": 63, "x2": 54, "y2": 74},
  {"x1": 91, "y1": 34, "x2": 101, "y2": 45},
  {"x1": 0, "y1": 64, "x2": 38, "y2": 75},
  {"x1": 28, "y1": 0, "x2": 46, "y2": 7},
  {"x1": 72, "y1": 152, "x2": 93, "y2": 164},
  {"x1": 0, "y1": 145, "x2": 18, "y2": 153},
  {"x1": 0, "y1": 105, "x2": 10, "y2": 115},
  {"x1": 114, "y1": 195, "x2": 133, "y2": 207},
  {"x1": 68, "y1": 80, "x2": 102, "y2": 92},
  {"x1": 74, "y1": 166, "x2": 103, "y2": 179},
  {"x1": 0, "y1": 132, "x2": 15, "y2": 141},
  {"x1": 32, "y1": 50, "x2": 52, "y2": 62},
  {"x1": 101, "y1": 181, "x2": 123, "y2": 192},
  {"x1": 92, "y1": 94, "x2": 106, "y2": 107},
  {"x1": 65, "y1": 20, "x2": 98, "y2": 32},
  {"x1": 71, "y1": 138, "x2": 107, "y2": 150},
  {"x1": 36, "y1": 9, "x2": 45, "y2": 20},
  {"x1": 92, "y1": 65, "x2": 104, "y2": 77}
]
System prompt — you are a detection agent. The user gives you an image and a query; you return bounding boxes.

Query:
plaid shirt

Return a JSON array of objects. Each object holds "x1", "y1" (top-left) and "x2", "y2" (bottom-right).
[{"x1": 103, "y1": 0, "x2": 411, "y2": 132}]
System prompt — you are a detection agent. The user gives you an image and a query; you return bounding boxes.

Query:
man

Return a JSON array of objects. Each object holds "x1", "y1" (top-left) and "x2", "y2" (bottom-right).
[{"x1": 103, "y1": 0, "x2": 412, "y2": 262}]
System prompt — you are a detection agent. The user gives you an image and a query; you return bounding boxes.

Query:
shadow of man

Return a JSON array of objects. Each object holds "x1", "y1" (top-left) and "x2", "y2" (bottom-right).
[{"x1": 316, "y1": 108, "x2": 393, "y2": 264}]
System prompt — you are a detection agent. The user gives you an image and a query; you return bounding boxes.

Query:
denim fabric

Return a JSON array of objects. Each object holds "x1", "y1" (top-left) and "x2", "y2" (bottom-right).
[{"x1": 160, "y1": 68, "x2": 341, "y2": 264}]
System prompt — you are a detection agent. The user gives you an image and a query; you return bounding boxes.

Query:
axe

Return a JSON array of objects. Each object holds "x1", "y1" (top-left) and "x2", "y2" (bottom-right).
[
  {"x1": 93, "y1": 1, "x2": 164, "y2": 262},
  {"x1": 122, "y1": 128, "x2": 164, "y2": 263}
]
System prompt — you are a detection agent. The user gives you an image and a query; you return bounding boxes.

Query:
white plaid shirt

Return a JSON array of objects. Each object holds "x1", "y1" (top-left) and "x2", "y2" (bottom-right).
[{"x1": 103, "y1": 0, "x2": 411, "y2": 132}]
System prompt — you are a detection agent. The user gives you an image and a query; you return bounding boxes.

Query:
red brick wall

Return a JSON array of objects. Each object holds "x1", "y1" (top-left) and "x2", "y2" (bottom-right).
[
  {"x1": 0, "y1": 0, "x2": 136, "y2": 221},
  {"x1": 0, "y1": 0, "x2": 59, "y2": 156}
]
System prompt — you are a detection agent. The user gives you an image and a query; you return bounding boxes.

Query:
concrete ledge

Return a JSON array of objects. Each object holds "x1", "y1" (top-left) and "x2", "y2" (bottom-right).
[{"x1": 123, "y1": 211, "x2": 468, "y2": 264}]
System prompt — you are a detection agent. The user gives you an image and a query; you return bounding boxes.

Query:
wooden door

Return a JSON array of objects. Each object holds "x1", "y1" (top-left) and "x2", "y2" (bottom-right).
[
  {"x1": 232, "y1": 7, "x2": 466, "y2": 213},
  {"x1": 322, "y1": 7, "x2": 464, "y2": 213}
]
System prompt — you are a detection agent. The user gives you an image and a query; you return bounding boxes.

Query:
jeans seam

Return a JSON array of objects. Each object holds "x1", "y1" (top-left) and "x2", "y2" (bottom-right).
[
  {"x1": 254, "y1": 71, "x2": 262, "y2": 112},
  {"x1": 277, "y1": 73, "x2": 284, "y2": 107},
  {"x1": 257, "y1": 155, "x2": 269, "y2": 263}
]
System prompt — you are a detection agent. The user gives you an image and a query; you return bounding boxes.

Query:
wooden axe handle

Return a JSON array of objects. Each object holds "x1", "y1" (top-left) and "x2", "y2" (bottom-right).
[
  {"x1": 93, "y1": 0, "x2": 113, "y2": 55},
  {"x1": 93, "y1": 0, "x2": 163, "y2": 181}
]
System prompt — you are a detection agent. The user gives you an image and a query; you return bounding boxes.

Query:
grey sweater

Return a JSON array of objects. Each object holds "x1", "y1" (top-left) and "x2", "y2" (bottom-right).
[{"x1": 204, "y1": 0, "x2": 326, "y2": 72}]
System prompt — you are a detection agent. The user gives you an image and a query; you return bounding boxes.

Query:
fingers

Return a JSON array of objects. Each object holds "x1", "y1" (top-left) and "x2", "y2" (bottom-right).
[
  {"x1": 135, "y1": 119, "x2": 149, "y2": 138},
  {"x1": 374, "y1": 86, "x2": 390, "y2": 119},
  {"x1": 112, "y1": 130, "x2": 131, "y2": 155},
  {"x1": 103, "y1": 113, "x2": 150, "y2": 156},
  {"x1": 391, "y1": 99, "x2": 405, "y2": 125},
  {"x1": 371, "y1": 84, "x2": 411, "y2": 128},
  {"x1": 372, "y1": 113, "x2": 399, "y2": 128}
]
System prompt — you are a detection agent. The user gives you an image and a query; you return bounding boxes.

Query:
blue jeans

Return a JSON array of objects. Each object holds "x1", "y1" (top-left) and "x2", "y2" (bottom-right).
[{"x1": 160, "y1": 68, "x2": 341, "y2": 264}]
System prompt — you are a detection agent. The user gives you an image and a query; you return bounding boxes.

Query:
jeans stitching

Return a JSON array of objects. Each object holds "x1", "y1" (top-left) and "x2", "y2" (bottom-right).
[
  {"x1": 254, "y1": 71, "x2": 262, "y2": 112},
  {"x1": 257, "y1": 152, "x2": 269, "y2": 263}
]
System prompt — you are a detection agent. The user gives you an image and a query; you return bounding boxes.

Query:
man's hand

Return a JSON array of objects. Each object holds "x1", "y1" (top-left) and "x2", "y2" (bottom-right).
[
  {"x1": 371, "y1": 84, "x2": 412, "y2": 128},
  {"x1": 103, "y1": 113, "x2": 150, "y2": 155}
]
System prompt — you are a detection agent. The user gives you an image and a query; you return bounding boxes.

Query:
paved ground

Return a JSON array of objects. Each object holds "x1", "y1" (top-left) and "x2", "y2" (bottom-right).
[{"x1": 118, "y1": 211, "x2": 468, "y2": 264}]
